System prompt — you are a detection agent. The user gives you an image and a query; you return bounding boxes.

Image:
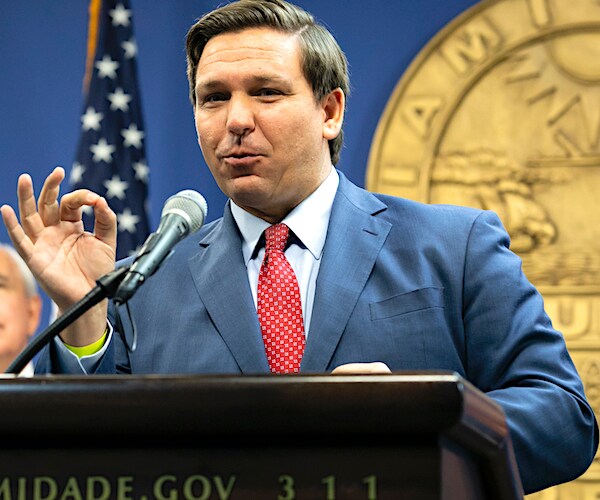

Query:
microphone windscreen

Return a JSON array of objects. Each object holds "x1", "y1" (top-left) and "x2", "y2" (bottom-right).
[{"x1": 161, "y1": 190, "x2": 208, "y2": 234}]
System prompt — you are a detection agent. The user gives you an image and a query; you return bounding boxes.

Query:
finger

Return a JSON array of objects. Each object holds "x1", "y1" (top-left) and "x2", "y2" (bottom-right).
[
  {"x1": 92, "y1": 197, "x2": 117, "y2": 248},
  {"x1": 0, "y1": 205, "x2": 35, "y2": 261},
  {"x1": 16, "y1": 173, "x2": 46, "y2": 241},
  {"x1": 331, "y1": 362, "x2": 392, "y2": 375},
  {"x1": 59, "y1": 189, "x2": 100, "y2": 222},
  {"x1": 38, "y1": 166, "x2": 65, "y2": 226}
]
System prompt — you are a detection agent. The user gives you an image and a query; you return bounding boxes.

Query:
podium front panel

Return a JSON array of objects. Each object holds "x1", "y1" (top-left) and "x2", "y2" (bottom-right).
[{"x1": 0, "y1": 372, "x2": 522, "y2": 499}]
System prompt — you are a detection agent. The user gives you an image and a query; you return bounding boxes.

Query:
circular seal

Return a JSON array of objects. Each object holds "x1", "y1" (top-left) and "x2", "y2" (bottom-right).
[{"x1": 366, "y1": 0, "x2": 600, "y2": 496}]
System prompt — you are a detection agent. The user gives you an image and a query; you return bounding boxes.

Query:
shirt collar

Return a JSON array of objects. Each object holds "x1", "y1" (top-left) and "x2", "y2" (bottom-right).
[{"x1": 231, "y1": 168, "x2": 339, "y2": 265}]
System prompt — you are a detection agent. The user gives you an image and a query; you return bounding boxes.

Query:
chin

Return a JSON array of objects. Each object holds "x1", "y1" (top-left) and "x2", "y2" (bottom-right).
[
  {"x1": 227, "y1": 176, "x2": 267, "y2": 198},
  {"x1": 230, "y1": 191, "x2": 268, "y2": 210}
]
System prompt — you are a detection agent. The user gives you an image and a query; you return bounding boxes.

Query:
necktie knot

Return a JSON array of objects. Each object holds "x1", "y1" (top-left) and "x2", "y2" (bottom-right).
[{"x1": 265, "y1": 223, "x2": 289, "y2": 254}]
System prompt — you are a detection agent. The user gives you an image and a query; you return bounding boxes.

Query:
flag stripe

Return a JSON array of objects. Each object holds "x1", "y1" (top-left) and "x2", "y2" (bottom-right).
[{"x1": 84, "y1": 0, "x2": 102, "y2": 93}]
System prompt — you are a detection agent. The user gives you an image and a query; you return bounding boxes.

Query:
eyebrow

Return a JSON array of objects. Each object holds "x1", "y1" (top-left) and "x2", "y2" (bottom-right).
[{"x1": 195, "y1": 74, "x2": 292, "y2": 92}]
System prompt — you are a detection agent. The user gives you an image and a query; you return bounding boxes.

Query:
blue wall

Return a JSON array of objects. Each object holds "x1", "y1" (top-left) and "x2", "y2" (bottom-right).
[{"x1": 0, "y1": 0, "x2": 480, "y2": 329}]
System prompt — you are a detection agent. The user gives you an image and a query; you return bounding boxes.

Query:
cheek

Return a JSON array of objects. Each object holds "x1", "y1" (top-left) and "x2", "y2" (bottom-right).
[
  {"x1": 0, "y1": 297, "x2": 28, "y2": 322},
  {"x1": 286, "y1": 115, "x2": 325, "y2": 159},
  {"x1": 265, "y1": 111, "x2": 315, "y2": 150},
  {"x1": 195, "y1": 114, "x2": 219, "y2": 148},
  {"x1": 197, "y1": 132, "x2": 219, "y2": 170},
  {"x1": 197, "y1": 135, "x2": 210, "y2": 158},
  {"x1": 0, "y1": 305, "x2": 29, "y2": 349}
]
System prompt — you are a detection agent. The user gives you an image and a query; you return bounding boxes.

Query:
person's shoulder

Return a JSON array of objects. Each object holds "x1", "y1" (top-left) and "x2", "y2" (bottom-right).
[
  {"x1": 115, "y1": 217, "x2": 225, "y2": 268},
  {"x1": 197, "y1": 216, "x2": 223, "y2": 236},
  {"x1": 338, "y1": 171, "x2": 486, "y2": 223},
  {"x1": 373, "y1": 191, "x2": 487, "y2": 225},
  {"x1": 181, "y1": 216, "x2": 223, "y2": 249},
  {"x1": 337, "y1": 172, "x2": 497, "y2": 234}
]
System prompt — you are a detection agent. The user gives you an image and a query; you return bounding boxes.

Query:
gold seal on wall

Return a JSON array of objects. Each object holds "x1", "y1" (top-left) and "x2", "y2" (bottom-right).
[{"x1": 366, "y1": 0, "x2": 600, "y2": 497}]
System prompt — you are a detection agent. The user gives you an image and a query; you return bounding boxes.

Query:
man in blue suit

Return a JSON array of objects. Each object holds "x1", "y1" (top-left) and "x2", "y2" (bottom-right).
[{"x1": 1, "y1": 0, "x2": 597, "y2": 494}]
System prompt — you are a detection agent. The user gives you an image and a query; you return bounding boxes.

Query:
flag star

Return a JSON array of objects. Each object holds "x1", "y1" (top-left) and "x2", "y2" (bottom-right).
[
  {"x1": 128, "y1": 244, "x2": 142, "y2": 257},
  {"x1": 104, "y1": 175, "x2": 128, "y2": 200},
  {"x1": 133, "y1": 161, "x2": 150, "y2": 182},
  {"x1": 95, "y1": 55, "x2": 119, "y2": 79},
  {"x1": 110, "y1": 3, "x2": 132, "y2": 27},
  {"x1": 121, "y1": 38, "x2": 137, "y2": 59},
  {"x1": 81, "y1": 107, "x2": 103, "y2": 131},
  {"x1": 90, "y1": 138, "x2": 116, "y2": 163},
  {"x1": 108, "y1": 87, "x2": 132, "y2": 112},
  {"x1": 69, "y1": 162, "x2": 86, "y2": 184},
  {"x1": 117, "y1": 208, "x2": 140, "y2": 233},
  {"x1": 121, "y1": 123, "x2": 145, "y2": 148},
  {"x1": 81, "y1": 205, "x2": 93, "y2": 216}
]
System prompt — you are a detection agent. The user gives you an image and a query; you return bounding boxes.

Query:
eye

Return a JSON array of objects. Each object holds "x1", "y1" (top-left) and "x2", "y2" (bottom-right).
[
  {"x1": 256, "y1": 88, "x2": 283, "y2": 98},
  {"x1": 199, "y1": 93, "x2": 229, "y2": 106}
]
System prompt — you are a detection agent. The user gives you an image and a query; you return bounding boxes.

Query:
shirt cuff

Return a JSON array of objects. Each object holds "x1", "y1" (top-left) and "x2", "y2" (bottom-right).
[{"x1": 53, "y1": 322, "x2": 114, "y2": 374}]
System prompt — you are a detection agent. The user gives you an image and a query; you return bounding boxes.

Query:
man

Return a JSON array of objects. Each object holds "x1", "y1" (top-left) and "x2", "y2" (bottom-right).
[
  {"x1": 0, "y1": 0, "x2": 597, "y2": 493},
  {"x1": 0, "y1": 244, "x2": 42, "y2": 375}
]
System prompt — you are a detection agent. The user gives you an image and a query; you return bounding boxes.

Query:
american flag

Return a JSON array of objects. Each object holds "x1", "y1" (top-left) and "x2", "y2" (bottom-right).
[{"x1": 70, "y1": 0, "x2": 150, "y2": 260}]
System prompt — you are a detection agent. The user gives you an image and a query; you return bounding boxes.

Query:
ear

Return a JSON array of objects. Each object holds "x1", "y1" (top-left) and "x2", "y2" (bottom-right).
[
  {"x1": 26, "y1": 295, "x2": 42, "y2": 338},
  {"x1": 321, "y1": 88, "x2": 345, "y2": 141}
]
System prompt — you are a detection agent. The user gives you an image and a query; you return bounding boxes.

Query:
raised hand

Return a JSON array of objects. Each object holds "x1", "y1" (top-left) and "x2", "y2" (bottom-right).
[{"x1": 1, "y1": 166, "x2": 116, "y2": 345}]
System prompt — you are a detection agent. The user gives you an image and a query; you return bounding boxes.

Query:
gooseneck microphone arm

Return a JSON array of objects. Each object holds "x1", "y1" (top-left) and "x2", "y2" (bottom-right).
[{"x1": 4, "y1": 266, "x2": 130, "y2": 375}]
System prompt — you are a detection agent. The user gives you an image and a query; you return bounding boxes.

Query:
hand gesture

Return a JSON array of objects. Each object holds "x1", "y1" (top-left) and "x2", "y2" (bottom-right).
[{"x1": 1, "y1": 167, "x2": 116, "y2": 344}]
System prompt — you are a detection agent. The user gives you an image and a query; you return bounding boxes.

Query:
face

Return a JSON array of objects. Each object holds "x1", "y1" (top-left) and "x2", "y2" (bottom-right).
[
  {"x1": 0, "y1": 251, "x2": 41, "y2": 369},
  {"x1": 194, "y1": 27, "x2": 344, "y2": 223}
]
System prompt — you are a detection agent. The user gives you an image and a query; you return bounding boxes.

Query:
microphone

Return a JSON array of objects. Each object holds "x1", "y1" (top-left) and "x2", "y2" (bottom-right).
[{"x1": 114, "y1": 189, "x2": 208, "y2": 304}]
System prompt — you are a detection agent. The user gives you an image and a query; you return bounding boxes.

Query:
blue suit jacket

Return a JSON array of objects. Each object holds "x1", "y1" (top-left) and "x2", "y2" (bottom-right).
[{"x1": 39, "y1": 172, "x2": 597, "y2": 493}]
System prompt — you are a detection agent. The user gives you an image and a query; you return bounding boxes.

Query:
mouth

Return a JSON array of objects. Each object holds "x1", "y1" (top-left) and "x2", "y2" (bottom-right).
[
  {"x1": 226, "y1": 153, "x2": 258, "y2": 159},
  {"x1": 222, "y1": 153, "x2": 263, "y2": 168}
]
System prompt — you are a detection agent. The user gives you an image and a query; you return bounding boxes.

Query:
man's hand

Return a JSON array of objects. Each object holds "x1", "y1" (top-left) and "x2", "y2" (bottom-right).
[
  {"x1": 331, "y1": 362, "x2": 392, "y2": 374},
  {"x1": 0, "y1": 166, "x2": 117, "y2": 345}
]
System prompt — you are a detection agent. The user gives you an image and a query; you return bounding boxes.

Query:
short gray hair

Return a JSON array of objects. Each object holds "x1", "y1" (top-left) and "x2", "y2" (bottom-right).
[{"x1": 0, "y1": 244, "x2": 38, "y2": 297}]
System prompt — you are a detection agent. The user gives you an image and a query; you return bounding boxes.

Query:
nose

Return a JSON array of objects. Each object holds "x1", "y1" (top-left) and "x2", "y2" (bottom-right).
[{"x1": 226, "y1": 94, "x2": 255, "y2": 138}]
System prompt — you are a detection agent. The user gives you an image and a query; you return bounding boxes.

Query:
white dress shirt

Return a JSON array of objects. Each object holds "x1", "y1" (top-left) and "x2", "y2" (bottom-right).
[{"x1": 230, "y1": 167, "x2": 339, "y2": 337}]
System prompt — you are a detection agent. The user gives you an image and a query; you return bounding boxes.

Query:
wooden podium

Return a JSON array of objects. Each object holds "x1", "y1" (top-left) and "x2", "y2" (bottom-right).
[{"x1": 0, "y1": 371, "x2": 523, "y2": 499}]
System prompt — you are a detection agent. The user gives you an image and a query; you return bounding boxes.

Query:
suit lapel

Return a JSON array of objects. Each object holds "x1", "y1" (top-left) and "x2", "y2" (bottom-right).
[
  {"x1": 301, "y1": 175, "x2": 391, "y2": 372},
  {"x1": 187, "y1": 206, "x2": 270, "y2": 374}
]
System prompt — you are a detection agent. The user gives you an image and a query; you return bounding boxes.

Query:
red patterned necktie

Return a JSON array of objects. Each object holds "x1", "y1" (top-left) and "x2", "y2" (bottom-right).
[{"x1": 257, "y1": 223, "x2": 306, "y2": 373}]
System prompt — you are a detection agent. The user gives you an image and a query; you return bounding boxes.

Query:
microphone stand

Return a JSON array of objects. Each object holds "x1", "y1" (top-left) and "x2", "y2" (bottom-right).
[{"x1": 4, "y1": 266, "x2": 130, "y2": 375}]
